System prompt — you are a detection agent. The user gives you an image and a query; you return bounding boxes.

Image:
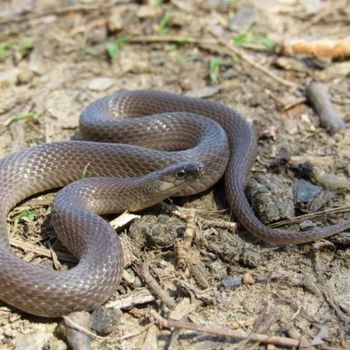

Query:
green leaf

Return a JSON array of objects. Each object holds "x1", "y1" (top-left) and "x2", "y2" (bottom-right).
[
  {"x1": 0, "y1": 40, "x2": 15, "y2": 59},
  {"x1": 209, "y1": 57, "x2": 221, "y2": 85},
  {"x1": 106, "y1": 36, "x2": 128, "y2": 60},
  {"x1": 13, "y1": 209, "x2": 38, "y2": 225},
  {"x1": 5, "y1": 112, "x2": 39, "y2": 127},
  {"x1": 157, "y1": 11, "x2": 171, "y2": 34}
]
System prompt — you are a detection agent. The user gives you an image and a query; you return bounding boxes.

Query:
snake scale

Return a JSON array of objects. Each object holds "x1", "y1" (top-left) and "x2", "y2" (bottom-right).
[{"x1": 0, "y1": 90, "x2": 349, "y2": 317}]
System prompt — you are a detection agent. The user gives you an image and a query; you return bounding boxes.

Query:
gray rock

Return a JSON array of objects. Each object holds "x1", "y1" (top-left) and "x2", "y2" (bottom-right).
[{"x1": 91, "y1": 306, "x2": 122, "y2": 336}]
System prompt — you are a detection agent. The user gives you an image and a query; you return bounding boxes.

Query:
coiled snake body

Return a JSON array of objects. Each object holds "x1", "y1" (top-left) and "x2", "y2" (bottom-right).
[{"x1": 0, "y1": 90, "x2": 349, "y2": 317}]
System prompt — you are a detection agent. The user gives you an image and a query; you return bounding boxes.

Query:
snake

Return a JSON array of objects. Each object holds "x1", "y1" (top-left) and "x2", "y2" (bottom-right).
[{"x1": 0, "y1": 90, "x2": 349, "y2": 317}]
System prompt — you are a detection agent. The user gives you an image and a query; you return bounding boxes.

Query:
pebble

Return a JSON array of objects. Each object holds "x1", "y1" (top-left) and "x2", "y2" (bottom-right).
[
  {"x1": 239, "y1": 248, "x2": 261, "y2": 268},
  {"x1": 88, "y1": 77, "x2": 115, "y2": 91},
  {"x1": 221, "y1": 276, "x2": 242, "y2": 288},
  {"x1": 209, "y1": 259, "x2": 227, "y2": 279},
  {"x1": 0, "y1": 68, "x2": 19, "y2": 88},
  {"x1": 91, "y1": 306, "x2": 122, "y2": 336},
  {"x1": 294, "y1": 179, "x2": 322, "y2": 205},
  {"x1": 108, "y1": 9, "x2": 124, "y2": 32}
]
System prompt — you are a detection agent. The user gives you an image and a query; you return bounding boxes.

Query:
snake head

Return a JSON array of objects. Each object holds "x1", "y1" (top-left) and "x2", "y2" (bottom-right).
[{"x1": 157, "y1": 161, "x2": 204, "y2": 195}]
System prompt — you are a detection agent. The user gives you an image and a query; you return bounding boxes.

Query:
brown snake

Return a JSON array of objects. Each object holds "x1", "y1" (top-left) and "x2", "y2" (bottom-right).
[{"x1": 0, "y1": 90, "x2": 349, "y2": 317}]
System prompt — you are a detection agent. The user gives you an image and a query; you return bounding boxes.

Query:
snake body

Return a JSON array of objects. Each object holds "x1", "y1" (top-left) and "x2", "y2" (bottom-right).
[{"x1": 0, "y1": 90, "x2": 349, "y2": 317}]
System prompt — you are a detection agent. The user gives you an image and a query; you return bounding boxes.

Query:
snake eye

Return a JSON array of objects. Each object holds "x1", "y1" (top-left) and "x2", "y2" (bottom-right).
[{"x1": 176, "y1": 168, "x2": 186, "y2": 179}]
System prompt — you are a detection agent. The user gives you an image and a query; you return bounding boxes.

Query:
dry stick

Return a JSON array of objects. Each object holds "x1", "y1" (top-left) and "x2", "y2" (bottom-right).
[
  {"x1": 127, "y1": 35, "x2": 216, "y2": 46},
  {"x1": 63, "y1": 312, "x2": 94, "y2": 350},
  {"x1": 207, "y1": 30, "x2": 300, "y2": 90},
  {"x1": 63, "y1": 314, "x2": 104, "y2": 340},
  {"x1": 150, "y1": 310, "x2": 311, "y2": 348},
  {"x1": 268, "y1": 205, "x2": 350, "y2": 228},
  {"x1": 10, "y1": 237, "x2": 76, "y2": 262},
  {"x1": 176, "y1": 209, "x2": 196, "y2": 269},
  {"x1": 281, "y1": 37, "x2": 350, "y2": 58},
  {"x1": 136, "y1": 259, "x2": 176, "y2": 309},
  {"x1": 129, "y1": 34, "x2": 300, "y2": 90}
]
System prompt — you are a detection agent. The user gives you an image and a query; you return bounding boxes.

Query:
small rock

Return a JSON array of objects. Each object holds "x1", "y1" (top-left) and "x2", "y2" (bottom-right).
[
  {"x1": 221, "y1": 276, "x2": 242, "y2": 288},
  {"x1": 299, "y1": 220, "x2": 317, "y2": 230},
  {"x1": 209, "y1": 259, "x2": 227, "y2": 279},
  {"x1": 91, "y1": 306, "x2": 122, "y2": 336},
  {"x1": 18, "y1": 66, "x2": 33, "y2": 84},
  {"x1": 242, "y1": 273, "x2": 255, "y2": 285},
  {"x1": 294, "y1": 179, "x2": 322, "y2": 205},
  {"x1": 274, "y1": 57, "x2": 306, "y2": 72},
  {"x1": 239, "y1": 248, "x2": 261, "y2": 268},
  {"x1": 4, "y1": 329, "x2": 16, "y2": 338},
  {"x1": 108, "y1": 9, "x2": 124, "y2": 32},
  {"x1": 88, "y1": 77, "x2": 115, "y2": 91},
  {"x1": 0, "y1": 68, "x2": 19, "y2": 88}
]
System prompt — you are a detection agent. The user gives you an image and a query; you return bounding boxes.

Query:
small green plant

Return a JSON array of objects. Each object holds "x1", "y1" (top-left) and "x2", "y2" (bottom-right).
[
  {"x1": 233, "y1": 32, "x2": 275, "y2": 50},
  {"x1": 20, "y1": 37, "x2": 33, "y2": 56},
  {"x1": 80, "y1": 163, "x2": 91, "y2": 179},
  {"x1": 5, "y1": 112, "x2": 39, "y2": 127},
  {"x1": 13, "y1": 209, "x2": 38, "y2": 225},
  {"x1": 0, "y1": 40, "x2": 15, "y2": 60},
  {"x1": 209, "y1": 57, "x2": 221, "y2": 85},
  {"x1": 157, "y1": 11, "x2": 171, "y2": 34},
  {"x1": 106, "y1": 36, "x2": 128, "y2": 60}
]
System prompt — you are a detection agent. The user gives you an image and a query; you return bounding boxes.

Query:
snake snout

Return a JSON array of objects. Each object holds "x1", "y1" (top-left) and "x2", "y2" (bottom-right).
[{"x1": 158, "y1": 161, "x2": 204, "y2": 193}]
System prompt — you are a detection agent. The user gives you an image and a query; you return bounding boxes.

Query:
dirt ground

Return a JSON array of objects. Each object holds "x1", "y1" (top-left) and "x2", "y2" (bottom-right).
[{"x1": 0, "y1": 0, "x2": 350, "y2": 349}]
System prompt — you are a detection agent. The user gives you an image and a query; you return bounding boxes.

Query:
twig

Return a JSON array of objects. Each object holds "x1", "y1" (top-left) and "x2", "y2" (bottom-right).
[
  {"x1": 127, "y1": 35, "x2": 215, "y2": 46},
  {"x1": 10, "y1": 237, "x2": 76, "y2": 262},
  {"x1": 105, "y1": 287, "x2": 155, "y2": 310},
  {"x1": 176, "y1": 209, "x2": 196, "y2": 269},
  {"x1": 128, "y1": 33, "x2": 300, "y2": 90},
  {"x1": 149, "y1": 310, "x2": 311, "y2": 348},
  {"x1": 208, "y1": 30, "x2": 300, "y2": 90},
  {"x1": 268, "y1": 205, "x2": 350, "y2": 228},
  {"x1": 63, "y1": 315, "x2": 101, "y2": 339},
  {"x1": 136, "y1": 259, "x2": 176, "y2": 309},
  {"x1": 281, "y1": 37, "x2": 350, "y2": 58},
  {"x1": 117, "y1": 323, "x2": 153, "y2": 341}
]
